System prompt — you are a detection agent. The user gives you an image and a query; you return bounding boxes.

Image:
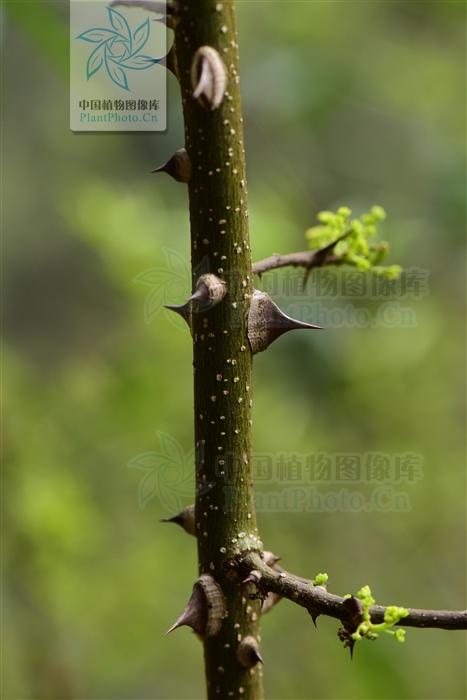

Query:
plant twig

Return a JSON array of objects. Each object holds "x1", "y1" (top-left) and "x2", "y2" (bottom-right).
[
  {"x1": 238, "y1": 553, "x2": 467, "y2": 631},
  {"x1": 251, "y1": 234, "x2": 347, "y2": 280}
]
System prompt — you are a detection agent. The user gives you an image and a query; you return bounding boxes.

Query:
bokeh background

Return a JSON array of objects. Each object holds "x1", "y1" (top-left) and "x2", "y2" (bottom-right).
[{"x1": 3, "y1": 1, "x2": 466, "y2": 698}]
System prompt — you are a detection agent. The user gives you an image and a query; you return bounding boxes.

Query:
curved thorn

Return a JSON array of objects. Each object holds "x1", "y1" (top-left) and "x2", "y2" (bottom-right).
[
  {"x1": 161, "y1": 505, "x2": 195, "y2": 536},
  {"x1": 237, "y1": 636, "x2": 264, "y2": 667},
  {"x1": 248, "y1": 290, "x2": 322, "y2": 355},
  {"x1": 166, "y1": 584, "x2": 207, "y2": 636},
  {"x1": 164, "y1": 302, "x2": 191, "y2": 325},
  {"x1": 187, "y1": 283, "x2": 210, "y2": 304},
  {"x1": 189, "y1": 274, "x2": 226, "y2": 311},
  {"x1": 152, "y1": 148, "x2": 191, "y2": 183}
]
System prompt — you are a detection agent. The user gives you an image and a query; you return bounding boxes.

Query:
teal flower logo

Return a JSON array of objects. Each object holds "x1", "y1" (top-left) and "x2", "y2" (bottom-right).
[
  {"x1": 76, "y1": 6, "x2": 160, "y2": 91},
  {"x1": 133, "y1": 248, "x2": 211, "y2": 331},
  {"x1": 128, "y1": 433, "x2": 195, "y2": 512},
  {"x1": 133, "y1": 247, "x2": 191, "y2": 330}
]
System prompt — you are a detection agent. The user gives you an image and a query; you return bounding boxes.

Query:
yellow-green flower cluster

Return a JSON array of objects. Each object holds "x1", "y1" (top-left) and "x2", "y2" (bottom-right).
[
  {"x1": 350, "y1": 585, "x2": 409, "y2": 644},
  {"x1": 305, "y1": 205, "x2": 402, "y2": 280}
]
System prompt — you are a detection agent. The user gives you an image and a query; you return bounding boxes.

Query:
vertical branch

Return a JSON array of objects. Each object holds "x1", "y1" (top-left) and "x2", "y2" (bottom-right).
[{"x1": 172, "y1": 2, "x2": 263, "y2": 698}]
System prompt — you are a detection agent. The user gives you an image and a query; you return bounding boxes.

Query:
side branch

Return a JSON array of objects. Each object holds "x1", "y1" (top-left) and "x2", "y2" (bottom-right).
[
  {"x1": 251, "y1": 236, "x2": 346, "y2": 278},
  {"x1": 238, "y1": 553, "x2": 467, "y2": 631}
]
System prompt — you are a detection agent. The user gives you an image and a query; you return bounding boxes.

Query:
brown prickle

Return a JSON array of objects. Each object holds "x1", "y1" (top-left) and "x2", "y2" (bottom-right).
[
  {"x1": 161, "y1": 504, "x2": 196, "y2": 536},
  {"x1": 166, "y1": 575, "x2": 227, "y2": 638},
  {"x1": 151, "y1": 148, "x2": 191, "y2": 183},
  {"x1": 188, "y1": 273, "x2": 226, "y2": 310},
  {"x1": 237, "y1": 636, "x2": 264, "y2": 667},
  {"x1": 261, "y1": 592, "x2": 283, "y2": 615},
  {"x1": 248, "y1": 290, "x2": 322, "y2": 355},
  {"x1": 164, "y1": 302, "x2": 192, "y2": 328}
]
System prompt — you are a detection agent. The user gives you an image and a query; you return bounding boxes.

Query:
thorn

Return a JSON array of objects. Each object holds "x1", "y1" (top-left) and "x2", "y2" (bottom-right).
[
  {"x1": 164, "y1": 302, "x2": 192, "y2": 328},
  {"x1": 189, "y1": 274, "x2": 226, "y2": 311},
  {"x1": 254, "y1": 649, "x2": 265, "y2": 665},
  {"x1": 248, "y1": 290, "x2": 322, "y2": 355},
  {"x1": 242, "y1": 570, "x2": 261, "y2": 586},
  {"x1": 166, "y1": 575, "x2": 227, "y2": 639},
  {"x1": 262, "y1": 551, "x2": 281, "y2": 566},
  {"x1": 165, "y1": 274, "x2": 225, "y2": 325},
  {"x1": 161, "y1": 504, "x2": 195, "y2": 536},
  {"x1": 338, "y1": 626, "x2": 356, "y2": 658},
  {"x1": 157, "y1": 46, "x2": 179, "y2": 79},
  {"x1": 187, "y1": 282, "x2": 210, "y2": 304},
  {"x1": 237, "y1": 636, "x2": 264, "y2": 667},
  {"x1": 302, "y1": 232, "x2": 350, "y2": 290},
  {"x1": 152, "y1": 148, "x2": 191, "y2": 183},
  {"x1": 166, "y1": 584, "x2": 208, "y2": 636},
  {"x1": 261, "y1": 592, "x2": 283, "y2": 615},
  {"x1": 311, "y1": 614, "x2": 319, "y2": 628},
  {"x1": 313, "y1": 232, "x2": 350, "y2": 266}
]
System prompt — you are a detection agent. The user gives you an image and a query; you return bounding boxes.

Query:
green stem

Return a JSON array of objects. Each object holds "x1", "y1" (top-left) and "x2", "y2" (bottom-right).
[{"x1": 173, "y1": 2, "x2": 263, "y2": 698}]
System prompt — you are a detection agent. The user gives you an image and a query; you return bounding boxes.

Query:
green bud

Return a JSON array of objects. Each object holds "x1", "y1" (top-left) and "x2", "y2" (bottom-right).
[
  {"x1": 384, "y1": 605, "x2": 409, "y2": 626},
  {"x1": 357, "y1": 585, "x2": 375, "y2": 609},
  {"x1": 315, "y1": 573, "x2": 329, "y2": 586},
  {"x1": 386, "y1": 264, "x2": 403, "y2": 279},
  {"x1": 305, "y1": 205, "x2": 400, "y2": 280},
  {"x1": 350, "y1": 219, "x2": 364, "y2": 236},
  {"x1": 337, "y1": 206, "x2": 351, "y2": 217},
  {"x1": 369, "y1": 242, "x2": 389, "y2": 266},
  {"x1": 371, "y1": 205, "x2": 386, "y2": 221},
  {"x1": 394, "y1": 629, "x2": 406, "y2": 643},
  {"x1": 317, "y1": 211, "x2": 334, "y2": 224},
  {"x1": 355, "y1": 258, "x2": 371, "y2": 271}
]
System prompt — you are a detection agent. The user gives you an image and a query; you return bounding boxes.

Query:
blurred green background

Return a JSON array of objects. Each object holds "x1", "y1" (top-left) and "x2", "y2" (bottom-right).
[{"x1": 3, "y1": 1, "x2": 466, "y2": 698}]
